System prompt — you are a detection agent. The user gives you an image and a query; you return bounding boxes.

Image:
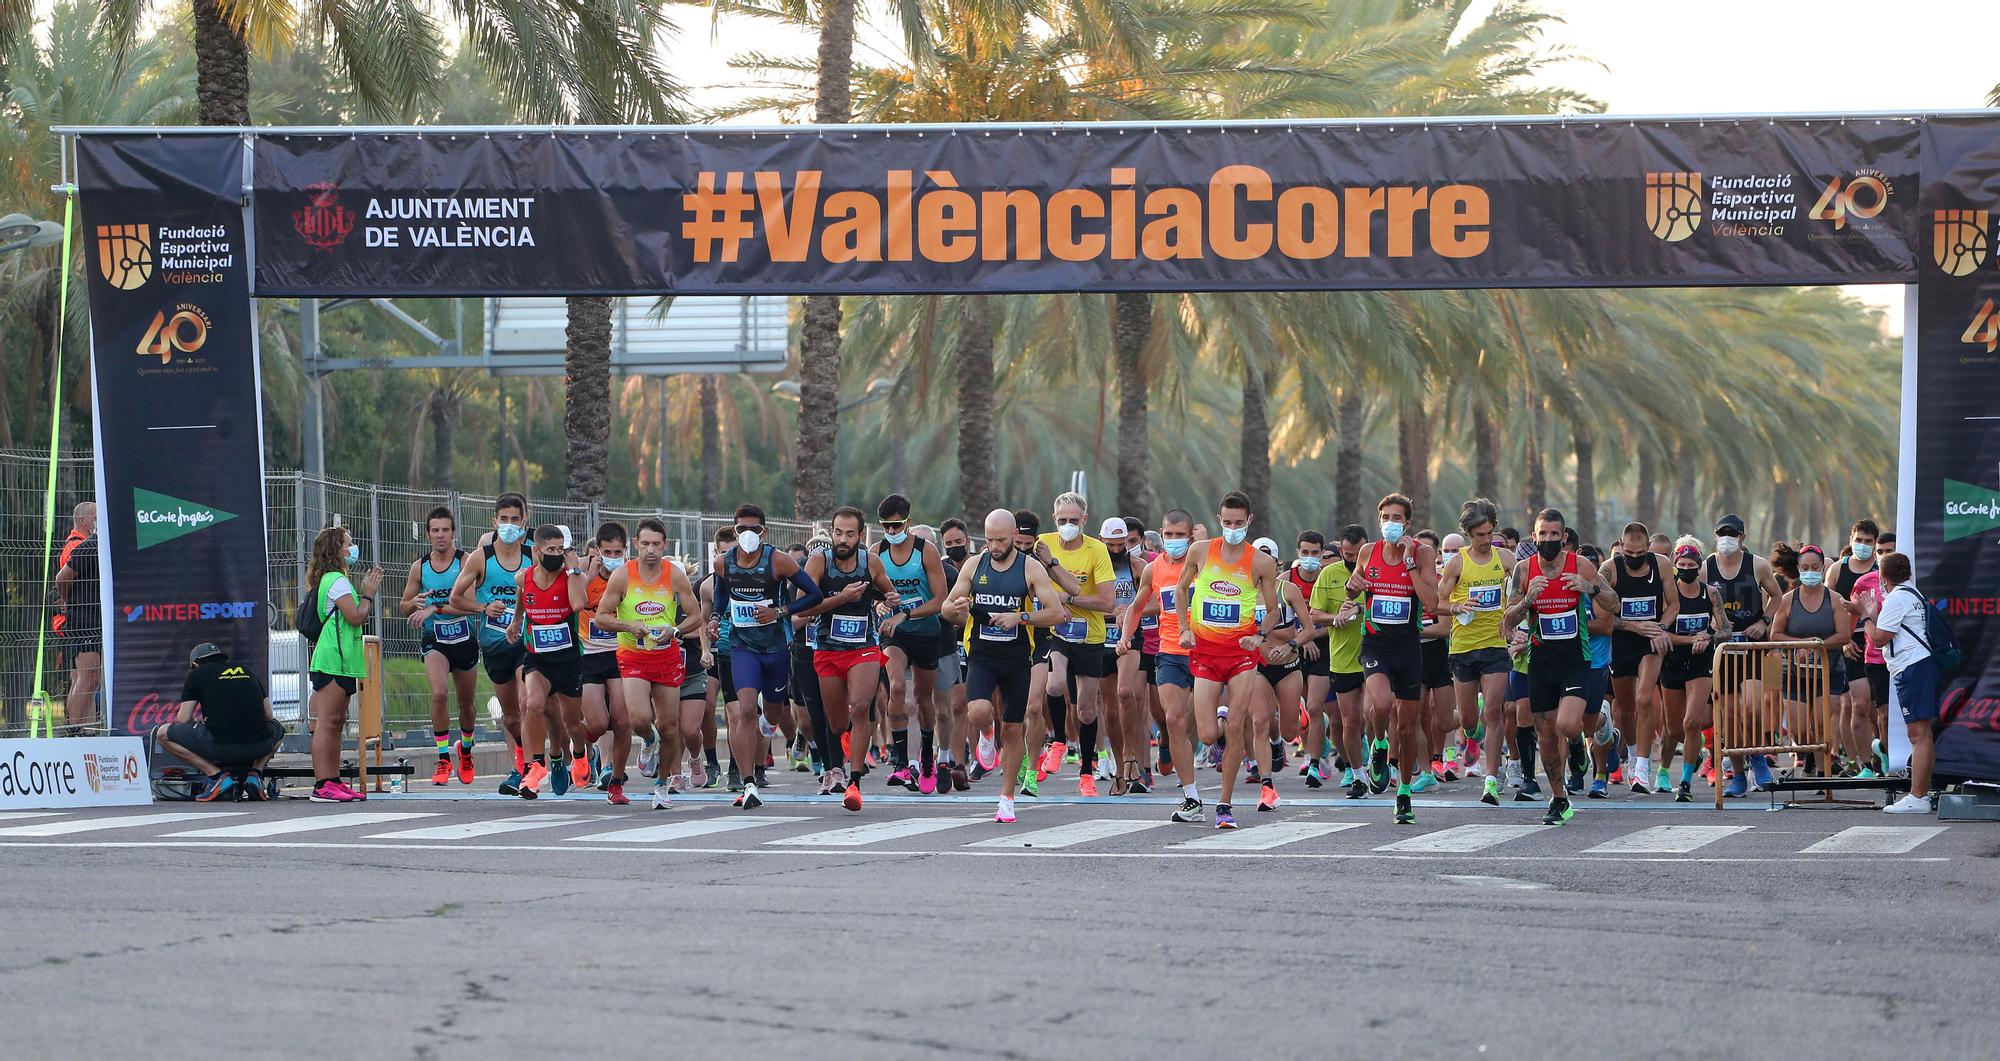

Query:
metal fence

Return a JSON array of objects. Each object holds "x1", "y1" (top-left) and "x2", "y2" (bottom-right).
[{"x1": 2, "y1": 450, "x2": 822, "y2": 738}]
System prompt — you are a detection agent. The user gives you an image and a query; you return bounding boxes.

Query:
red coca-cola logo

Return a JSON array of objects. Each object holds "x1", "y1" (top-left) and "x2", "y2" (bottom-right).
[{"x1": 128, "y1": 692, "x2": 177, "y2": 730}]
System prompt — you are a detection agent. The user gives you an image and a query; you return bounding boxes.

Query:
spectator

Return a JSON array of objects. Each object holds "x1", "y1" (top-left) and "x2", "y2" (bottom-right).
[
  {"x1": 154, "y1": 643, "x2": 285, "y2": 802},
  {"x1": 1863, "y1": 552, "x2": 1936, "y2": 814},
  {"x1": 52, "y1": 508, "x2": 101, "y2": 732},
  {"x1": 306, "y1": 524, "x2": 382, "y2": 803}
]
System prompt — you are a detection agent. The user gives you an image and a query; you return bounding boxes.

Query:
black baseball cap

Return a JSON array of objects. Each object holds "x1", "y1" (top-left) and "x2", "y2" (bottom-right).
[
  {"x1": 1014, "y1": 510, "x2": 1041, "y2": 536},
  {"x1": 1715, "y1": 513, "x2": 1745, "y2": 535},
  {"x1": 189, "y1": 642, "x2": 226, "y2": 665}
]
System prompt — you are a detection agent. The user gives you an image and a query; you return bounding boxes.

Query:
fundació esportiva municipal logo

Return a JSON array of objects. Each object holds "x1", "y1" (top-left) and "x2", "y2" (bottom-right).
[
  {"x1": 96, "y1": 223, "x2": 154, "y2": 289},
  {"x1": 1644, "y1": 172, "x2": 1703, "y2": 242},
  {"x1": 1933, "y1": 209, "x2": 1990, "y2": 277}
]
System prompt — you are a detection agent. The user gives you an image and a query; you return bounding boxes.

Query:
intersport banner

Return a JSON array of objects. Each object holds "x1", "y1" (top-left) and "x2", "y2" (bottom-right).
[
  {"x1": 250, "y1": 119, "x2": 1920, "y2": 296},
  {"x1": 1914, "y1": 116, "x2": 2000, "y2": 784},
  {"x1": 77, "y1": 135, "x2": 270, "y2": 736}
]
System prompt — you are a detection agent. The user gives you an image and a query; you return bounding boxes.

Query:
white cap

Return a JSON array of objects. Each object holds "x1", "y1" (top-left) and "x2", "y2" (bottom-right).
[
  {"x1": 1099, "y1": 517, "x2": 1129, "y2": 539},
  {"x1": 1252, "y1": 536, "x2": 1279, "y2": 556}
]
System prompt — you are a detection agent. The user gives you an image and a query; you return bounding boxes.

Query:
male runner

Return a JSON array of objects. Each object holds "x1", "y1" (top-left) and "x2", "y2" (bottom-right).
[
  {"x1": 1601, "y1": 522, "x2": 1675, "y2": 794},
  {"x1": 1037, "y1": 492, "x2": 1118, "y2": 795},
  {"x1": 400, "y1": 506, "x2": 478, "y2": 786},
  {"x1": 1017, "y1": 510, "x2": 1086, "y2": 798},
  {"x1": 1310, "y1": 525, "x2": 1368, "y2": 798},
  {"x1": 941, "y1": 509, "x2": 1068, "y2": 822},
  {"x1": 715, "y1": 504, "x2": 824, "y2": 810},
  {"x1": 595, "y1": 517, "x2": 703, "y2": 808},
  {"x1": 1706, "y1": 512, "x2": 1785, "y2": 795},
  {"x1": 1437, "y1": 499, "x2": 1513, "y2": 806},
  {"x1": 450, "y1": 493, "x2": 531, "y2": 794},
  {"x1": 574, "y1": 522, "x2": 632, "y2": 797},
  {"x1": 1834, "y1": 519, "x2": 1881, "y2": 774},
  {"x1": 798, "y1": 507, "x2": 904, "y2": 810},
  {"x1": 1287, "y1": 531, "x2": 1333, "y2": 787},
  {"x1": 876, "y1": 495, "x2": 950, "y2": 792},
  {"x1": 1120, "y1": 509, "x2": 1203, "y2": 821},
  {"x1": 1101, "y1": 517, "x2": 1150, "y2": 793},
  {"x1": 506, "y1": 525, "x2": 587, "y2": 799},
  {"x1": 1503, "y1": 508, "x2": 1617, "y2": 825},
  {"x1": 1415, "y1": 529, "x2": 1457, "y2": 789},
  {"x1": 1250, "y1": 537, "x2": 1313, "y2": 788},
  {"x1": 1346, "y1": 494, "x2": 1441, "y2": 824},
  {"x1": 1175, "y1": 492, "x2": 1283, "y2": 828}
]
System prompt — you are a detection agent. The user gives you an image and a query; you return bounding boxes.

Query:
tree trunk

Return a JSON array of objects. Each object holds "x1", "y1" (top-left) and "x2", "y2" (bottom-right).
[
  {"x1": 191, "y1": 0, "x2": 251, "y2": 125},
  {"x1": 1114, "y1": 291, "x2": 1154, "y2": 522},
  {"x1": 698, "y1": 375, "x2": 721, "y2": 510},
  {"x1": 1573, "y1": 423, "x2": 1596, "y2": 546},
  {"x1": 1240, "y1": 362, "x2": 1271, "y2": 526},
  {"x1": 955, "y1": 296, "x2": 998, "y2": 523},
  {"x1": 792, "y1": 0, "x2": 856, "y2": 522},
  {"x1": 1674, "y1": 438, "x2": 1699, "y2": 538},
  {"x1": 429, "y1": 393, "x2": 455, "y2": 492},
  {"x1": 1522, "y1": 401, "x2": 1547, "y2": 524},
  {"x1": 1397, "y1": 398, "x2": 1431, "y2": 530},
  {"x1": 1471, "y1": 399, "x2": 1498, "y2": 504},
  {"x1": 1635, "y1": 445, "x2": 1659, "y2": 532},
  {"x1": 1333, "y1": 386, "x2": 1364, "y2": 533},
  {"x1": 562, "y1": 295, "x2": 612, "y2": 502}
]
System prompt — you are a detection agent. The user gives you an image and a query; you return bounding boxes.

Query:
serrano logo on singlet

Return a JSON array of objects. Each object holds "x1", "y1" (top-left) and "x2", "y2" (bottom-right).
[
  {"x1": 634, "y1": 601, "x2": 666, "y2": 618},
  {"x1": 1206, "y1": 580, "x2": 1241, "y2": 596}
]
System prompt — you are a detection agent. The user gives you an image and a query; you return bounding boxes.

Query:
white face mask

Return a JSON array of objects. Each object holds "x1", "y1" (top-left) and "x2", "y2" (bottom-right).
[
  {"x1": 1056, "y1": 523, "x2": 1083, "y2": 543},
  {"x1": 601, "y1": 556, "x2": 626, "y2": 572},
  {"x1": 1851, "y1": 541, "x2": 1875, "y2": 561},
  {"x1": 1715, "y1": 535, "x2": 1742, "y2": 556},
  {"x1": 737, "y1": 530, "x2": 762, "y2": 554}
]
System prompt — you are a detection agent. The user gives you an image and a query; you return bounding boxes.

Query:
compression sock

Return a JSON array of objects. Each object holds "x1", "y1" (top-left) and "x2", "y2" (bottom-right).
[
  {"x1": 892, "y1": 729, "x2": 910, "y2": 768},
  {"x1": 1517, "y1": 726, "x2": 1538, "y2": 782},
  {"x1": 1271, "y1": 738, "x2": 1285, "y2": 771},
  {"x1": 513, "y1": 746, "x2": 527, "y2": 773},
  {"x1": 459, "y1": 729, "x2": 475, "y2": 752},
  {"x1": 1078, "y1": 719, "x2": 1099, "y2": 774},
  {"x1": 435, "y1": 730, "x2": 450, "y2": 758},
  {"x1": 920, "y1": 729, "x2": 936, "y2": 772},
  {"x1": 1046, "y1": 693, "x2": 1068, "y2": 742}
]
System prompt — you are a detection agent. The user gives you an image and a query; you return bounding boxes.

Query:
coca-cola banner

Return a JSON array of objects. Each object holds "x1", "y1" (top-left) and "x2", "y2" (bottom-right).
[
  {"x1": 249, "y1": 119, "x2": 1919, "y2": 296},
  {"x1": 75, "y1": 134, "x2": 270, "y2": 736}
]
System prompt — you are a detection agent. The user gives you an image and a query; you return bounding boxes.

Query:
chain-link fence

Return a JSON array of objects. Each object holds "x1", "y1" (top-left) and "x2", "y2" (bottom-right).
[{"x1": 3, "y1": 450, "x2": 823, "y2": 738}]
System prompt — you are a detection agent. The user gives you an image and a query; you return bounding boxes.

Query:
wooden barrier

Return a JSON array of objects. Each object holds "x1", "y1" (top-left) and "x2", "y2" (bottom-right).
[
  {"x1": 1711, "y1": 640, "x2": 1834, "y2": 809},
  {"x1": 356, "y1": 635, "x2": 385, "y2": 792}
]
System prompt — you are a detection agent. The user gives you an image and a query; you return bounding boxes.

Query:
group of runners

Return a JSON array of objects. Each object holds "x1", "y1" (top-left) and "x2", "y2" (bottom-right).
[{"x1": 297, "y1": 486, "x2": 1928, "y2": 823}]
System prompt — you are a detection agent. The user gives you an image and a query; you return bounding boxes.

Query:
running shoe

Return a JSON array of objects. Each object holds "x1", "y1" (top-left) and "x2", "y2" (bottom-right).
[
  {"x1": 1038, "y1": 740, "x2": 1068, "y2": 779},
  {"x1": 457, "y1": 746, "x2": 476, "y2": 785},
  {"x1": 949, "y1": 762, "x2": 971, "y2": 792},
  {"x1": 1464, "y1": 738, "x2": 1483, "y2": 775},
  {"x1": 652, "y1": 785, "x2": 673, "y2": 810},
  {"x1": 1394, "y1": 793, "x2": 1415, "y2": 825},
  {"x1": 1368, "y1": 743, "x2": 1390, "y2": 793},
  {"x1": 1856, "y1": 767, "x2": 1879, "y2": 780},
  {"x1": 1172, "y1": 797, "x2": 1206, "y2": 823},
  {"x1": 1304, "y1": 761, "x2": 1323, "y2": 789},
  {"x1": 1723, "y1": 773, "x2": 1748, "y2": 799},
  {"x1": 638, "y1": 739, "x2": 660, "y2": 778},
  {"x1": 995, "y1": 797, "x2": 1016, "y2": 824},
  {"x1": 519, "y1": 761, "x2": 550, "y2": 800},
  {"x1": 1542, "y1": 795, "x2": 1574, "y2": 825},
  {"x1": 1588, "y1": 778, "x2": 1608, "y2": 799},
  {"x1": 1429, "y1": 758, "x2": 1446, "y2": 780},
  {"x1": 1271, "y1": 744, "x2": 1289, "y2": 773},
  {"x1": 694, "y1": 760, "x2": 714, "y2": 789},
  {"x1": 734, "y1": 783, "x2": 763, "y2": 810},
  {"x1": 1566, "y1": 770, "x2": 1585, "y2": 795},
  {"x1": 432, "y1": 758, "x2": 452, "y2": 786},
  {"x1": 1441, "y1": 749, "x2": 1461, "y2": 782},
  {"x1": 196, "y1": 774, "x2": 238, "y2": 803},
  {"x1": 1655, "y1": 765, "x2": 1672, "y2": 793},
  {"x1": 829, "y1": 767, "x2": 849, "y2": 793},
  {"x1": 842, "y1": 782, "x2": 864, "y2": 812},
  {"x1": 1884, "y1": 793, "x2": 1932, "y2": 815},
  {"x1": 1244, "y1": 762, "x2": 1262, "y2": 785},
  {"x1": 1411, "y1": 771, "x2": 1437, "y2": 795},
  {"x1": 569, "y1": 756, "x2": 592, "y2": 791},
  {"x1": 1340, "y1": 766, "x2": 1356, "y2": 788},
  {"x1": 976, "y1": 729, "x2": 998, "y2": 771},
  {"x1": 498, "y1": 770, "x2": 523, "y2": 797},
  {"x1": 309, "y1": 779, "x2": 363, "y2": 803},
  {"x1": 1480, "y1": 776, "x2": 1502, "y2": 806},
  {"x1": 867, "y1": 744, "x2": 883, "y2": 769},
  {"x1": 549, "y1": 759, "x2": 571, "y2": 796},
  {"x1": 1019, "y1": 765, "x2": 1039, "y2": 799},
  {"x1": 918, "y1": 764, "x2": 938, "y2": 795},
  {"x1": 1256, "y1": 779, "x2": 1279, "y2": 811},
  {"x1": 1346, "y1": 778, "x2": 1367, "y2": 800},
  {"x1": 242, "y1": 773, "x2": 267, "y2": 801},
  {"x1": 1748, "y1": 755, "x2": 1776, "y2": 792},
  {"x1": 1214, "y1": 805, "x2": 1236, "y2": 830},
  {"x1": 887, "y1": 765, "x2": 919, "y2": 791},
  {"x1": 1078, "y1": 775, "x2": 1100, "y2": 798},
  {"x1": 1128, "y1": 773, "x2": 1149, "y2": 795},
  {"x1": 727, "y1": 765, "x2": 744, "y2": 793},
  {"x1": 1515, "y1": 777, "x2": 1544, "y2": 802},
  {"x1": 817, "y1": 772, "x2": 835, "y2": 796},
  {"x1": 969, "y1": 762, "x2": 990, "y2": 783},
  {"x1": 1674, "y1": 780, "x2": 1693, "y2": 803},
  {"x1": 1505, "y1": 760, "x2": 1524, "y2": 791},
  {"x1": 1206, "y1": 743, "x2": 1225, "y2": 770},
  {"x1": 1631, "y1": 775, "x2": 1652, "y2": 796},
  {"x1": 606, "y1": 780, "x2": 630, "y2": 806},
  {"x1": 668, "y1": 772, "x2": 688, "y2": 794},
  {"x1": 755, "y1": 765, "x2": 770, "y2": 788}
]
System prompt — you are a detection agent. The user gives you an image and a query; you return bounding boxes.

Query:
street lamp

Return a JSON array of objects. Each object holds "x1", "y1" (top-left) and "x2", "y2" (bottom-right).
[
  {"x1": 770, "y1": 376, "x2": 894, "y2": 412},
  {"x1": 0, "y1": 212, "x2": 65, "y2": 255}
]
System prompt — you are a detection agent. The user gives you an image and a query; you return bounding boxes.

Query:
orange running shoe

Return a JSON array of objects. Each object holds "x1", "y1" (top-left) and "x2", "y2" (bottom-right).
[
  {"x1": 842, "y1": 782, "x2": 864, "y2": 813},
  {"x1": 431, "y1": 757, "x2": 452, "y2": 786},
  {"x1": 569, "y1": 756, "x2": 591, "y2": 790},
  {"x1": 1038, "y1": 740, "x2": 1068, "y2": 779},
  {"x1": 1077, "y1": 774, "x2": 1099, "y2": 798},
  {"x1": 1257, "y1": 779, "x2": 1280, "y2": 811},
  {"x1": 519, "y1": 761, "x2": 550, "y2": 800},
  {"x1": 456, "y1": 745, "x2": 476, "y2": 785}
]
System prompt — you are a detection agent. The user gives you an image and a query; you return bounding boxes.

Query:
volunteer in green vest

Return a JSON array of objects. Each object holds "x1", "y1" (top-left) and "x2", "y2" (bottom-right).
[{"x1": 306, "y1": 524, "x2": 382, "y2": 804}]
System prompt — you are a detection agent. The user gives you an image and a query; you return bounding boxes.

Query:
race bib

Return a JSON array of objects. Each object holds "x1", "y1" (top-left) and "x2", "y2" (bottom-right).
[
  {"x1": 1620, "y1": 596, "x2": 1658, "y2": 621},
  {"x1": 1253, "y1": 604, "x2": 1267, "y2": 625},
  {"x1": 1159, "y1": 587, "x2": 1177, "y2": 613},
  {"x1": 978, "y1": 622, "x2": 1018, "y2": 642},
  {"x1": 1674, "y1": 613, "x2": 1709, "y2": 635},
  {"x1": 530, "y1": 623, "x2": 574, "y2": 652},
  {"x1": 1467, "y1": 585, "x2": 1502, "y2": 612},
  {"x1": 1200, "y1": 600, "x2": 1241, "y2": 627},
  {"x1": 484, "y1": 607, "x2": 514, "y2": 631},
  {"x1": 1537, "y1": 611, "x2": 1579, "y2": 640},
  {"x1": 432, "y1": 616, "x2": 472, "y2": 645},
  {"x1": 1368, "y1": 594, "x2": 1412, "y2": 625},
  {"x1": 1104, "y1": 624, "x2": 1121, "y2": 645},
  {"x1": 1055, "y1": 618, "x2": 1089, "y2": 643},
  {"x1": 830, "y1": 614, "x2": 869, "y2": 644},
  {"x1": 730, "y1": 598, "x2": 771, "y2": 627},
  {"x1": 1139, "y1": 614, "x2": 1159, "y2": 631}
]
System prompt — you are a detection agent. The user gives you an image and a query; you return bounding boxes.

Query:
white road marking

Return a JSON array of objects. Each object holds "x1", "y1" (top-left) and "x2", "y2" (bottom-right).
[
  {"x1": 0, "y1": 812, "x2": 246, "y2": 837},
  {"x1": 1373, "y1": 824, "x2": 1549, "y2": 853},
  {"x1": 1174, "y1": 821, "x2": 1367, "y2": 850},
  {"x1": 1801, "y1": 825, "x2": 1949, "y2": 854},
  {"x1": 0, "y1": 812, "x2": 65, "y2": 822},
  {"x1": 1585, "y1": 825, "x2": 1750, "y2": 854},
  {"x1": 765, "y1": 816, "x2": 986, "y2": 846},
  {"x1": 364, "y1": 814, "x2": 605, "y2": 840},
  {"x1": 166, "y1": 812, "x2": 439, "y2": 838},
  {"x1": 569, "y1": 816, "x2": 812, "y2": 843},
  {"x1": 965, "y1": 819, "x2": 1171, "y2": 849},
  {"x1": 1440, "y1": 874, "x2": 1549, "y2": 890}
]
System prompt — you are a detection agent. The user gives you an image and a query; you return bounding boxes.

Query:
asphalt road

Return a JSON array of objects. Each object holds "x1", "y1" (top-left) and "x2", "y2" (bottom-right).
[{"x1": 3, "y1": 771, "x2": 1994, "y2": 1059}]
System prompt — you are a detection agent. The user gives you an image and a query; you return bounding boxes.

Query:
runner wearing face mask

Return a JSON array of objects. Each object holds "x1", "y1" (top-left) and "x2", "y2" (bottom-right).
[
  {"x1": 1601, "y1": 522, "x2": 1675, "y2": 795},
  {"x1": 449, "y1": 493, "x2": 531, "y2": 794},
  {"x1": 506, "y1": 525, "x2": 588, "y2": 800},
  {"x1": 1289, "y1": 531, "x2": 1332, "y2": 788},
  {"x1": 1037, "y1": 492, "x2": 1118, "y2": 794},
  {"x1": 1345, "y1": 495, "x2": 1442, "y2": 823},
  {"x1": 1120, "y1": 509, "x2": 1203, "y2": 821},
  {"x1": 938, "y1": 518, "x2": 977, "y2": 781},
  {"x1": 875, "y1": 494, "x2": 950, "y2": 794},
  {"x1": 575, "y1": 522, "x2": 633, "y2": 801},
  {"x1": 1834, "y1": 519, "x2": 1881, "y2": 775},
  {"x1": 1311, "y1": 525, "x2": 1369, "y2": 798},
  {"x1": 1175, "y1": 492, "x2": 1284, "y2": 829},
  {"x1": 1663, "y1": 539, "x2": 1723, "y2": 802},
  {"x1": 1502, "y1": 508, "x2": 1617, "y2": 826},
  {"x1": 1099, "y1": 518, "x2": 1150, "y2": 794},
  {"x1": 1704, "y1": 512, "x2": 1786, "y2": 796},
  {"x1": 1415, "y1": 529, "x2": 1458, "y2": 789}
]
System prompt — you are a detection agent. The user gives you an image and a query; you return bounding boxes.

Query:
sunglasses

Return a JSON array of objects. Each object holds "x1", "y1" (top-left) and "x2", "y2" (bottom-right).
[
  {"x1": 880, "y1": 520, "x2": 908, "y2": 531},
  {"x1": 734, "y1": 525, "x2": 762, "y2": 536}
]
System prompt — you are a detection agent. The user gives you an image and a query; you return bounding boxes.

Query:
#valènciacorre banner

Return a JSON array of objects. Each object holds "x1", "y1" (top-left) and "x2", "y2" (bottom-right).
[
  {"x1": 77, "y1": 135, "x2": 269, "y2": 736},
  {"x1": 64, "y1": 117, "x2": 2000, "y2": 780}
]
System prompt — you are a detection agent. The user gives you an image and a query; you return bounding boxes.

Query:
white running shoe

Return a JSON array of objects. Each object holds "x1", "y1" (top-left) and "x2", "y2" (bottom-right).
[
  {"x1": 976, "y1": 729, "x2": 998, "y2": 771},
  {"x1": 1884, "y1": 793, "x2": 1932, "y2": 814},
  {"x1": 638, "y1": 740, "x2": 660, "y2": 778},
  {"x1": 651, "y1": 785, "x2": 673, "y2": 810},
  {"x1": 995, "y1": 796, "x2": 1016, "y2": 824},
  {"x1": 1505, "y1": 759, "x2": 1524, "y2": 791}
]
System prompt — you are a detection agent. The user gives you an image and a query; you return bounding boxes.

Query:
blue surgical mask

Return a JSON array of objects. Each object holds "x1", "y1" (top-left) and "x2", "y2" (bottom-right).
[
  {"x1": 345, "y1": 543, "x2": 360, "y2": 563},
  {"x1": 1381, "y1": 520, "x2": 1406, "y2": 544},
  {"x1": 1162, "y1": 537, "x2": 1191, "y2": 559},
  {"x1": 1851, "y1": 542, "x2": 1875, "y2": 561},
  {"x1": 1221, "y1": 526, "x2": 1248, "y2": 546},
  {"x1": 496, "y1": 523, "x2": 525, "y2": 545},
  {"x1": 601, "y1": 556, "x2": 626, "y2": 572},
  {"x1": 883, "y1": 530, "x2": 908, "y2": 546},
  {"x1": 1799, "y1": 570, "x2": 1824, "y2": 587},
  {"x1": 1296, "y1": 557, "x2": 1323, "y2": 575}
]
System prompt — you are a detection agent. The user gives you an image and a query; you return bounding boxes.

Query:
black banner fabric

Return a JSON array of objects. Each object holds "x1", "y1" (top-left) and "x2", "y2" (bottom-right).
[
  {"x1": 77, "y1": 135, "x2": 270, "y2": 736},
  {"x1": 250, "y1": 120, "x2": 1919, "y2": 296},
  {"x1": 1915, "y1": 117, "x2": 2000, "y2": 783}
]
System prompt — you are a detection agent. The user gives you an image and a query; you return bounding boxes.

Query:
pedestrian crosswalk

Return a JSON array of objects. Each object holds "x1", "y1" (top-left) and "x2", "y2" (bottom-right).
[{"x1": 0, "y1": 809, "x2": 1966, "y2": 858}]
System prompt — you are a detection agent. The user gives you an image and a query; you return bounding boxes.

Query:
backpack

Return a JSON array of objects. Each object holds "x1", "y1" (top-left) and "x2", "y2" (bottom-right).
[
  {"x1": 296, "y1": 579, "x2": 326, "y2": 643},
  {"x1": 1895, "y1": 585, "x2": 1963, "y2": 674}
]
